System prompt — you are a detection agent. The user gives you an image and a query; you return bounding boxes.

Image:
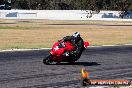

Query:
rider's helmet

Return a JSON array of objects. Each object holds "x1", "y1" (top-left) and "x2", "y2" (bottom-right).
[{"x1": 72, "y1": 32, "x2": 80, "y2": 38}]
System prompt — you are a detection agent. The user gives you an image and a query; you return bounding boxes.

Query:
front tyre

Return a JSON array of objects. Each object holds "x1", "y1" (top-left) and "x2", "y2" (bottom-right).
[{"x1": 43, "y1": 54, "x2": 53, "y2": 65}]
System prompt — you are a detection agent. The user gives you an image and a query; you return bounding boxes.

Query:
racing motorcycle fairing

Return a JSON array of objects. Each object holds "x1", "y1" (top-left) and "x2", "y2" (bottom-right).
[{"x1": 43, "y1": 40, "x2": 89, "y2": 64}]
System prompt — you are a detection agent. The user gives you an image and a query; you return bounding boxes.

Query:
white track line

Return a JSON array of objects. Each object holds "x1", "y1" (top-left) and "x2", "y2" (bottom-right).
[{"x1": 0, "y1": 44, "x2": 132, "y2": 52}]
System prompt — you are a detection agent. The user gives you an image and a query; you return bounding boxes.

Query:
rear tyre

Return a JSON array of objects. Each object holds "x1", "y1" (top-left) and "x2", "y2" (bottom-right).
[
  {"x1": 43, "y1": 54, "x2": 53, "y2": 65},
  {"x1": 68, "y1": 61, "x2": 75, "y2": 64},
  {"x1": 68, "y1": 59, "x2": 75, "y2": 64},
  {"x1": 67, "y1": 55, "x2": 76, "y2": 64}
]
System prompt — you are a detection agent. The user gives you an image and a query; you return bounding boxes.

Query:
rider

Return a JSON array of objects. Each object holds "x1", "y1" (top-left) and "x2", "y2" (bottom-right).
[{"x1": 62, "y1": 32, "x2": 84, "y2": 59}]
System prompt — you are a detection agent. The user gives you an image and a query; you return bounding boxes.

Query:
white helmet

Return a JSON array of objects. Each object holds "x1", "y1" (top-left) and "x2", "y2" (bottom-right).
[{"x1": 72, "y1": 32, "x2": 80, "y2": 37}]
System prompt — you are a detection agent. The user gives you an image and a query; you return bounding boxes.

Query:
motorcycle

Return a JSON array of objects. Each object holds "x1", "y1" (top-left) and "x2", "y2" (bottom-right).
[{"x1": 43, "y1": 40, "x2": 89, "y2": 65}]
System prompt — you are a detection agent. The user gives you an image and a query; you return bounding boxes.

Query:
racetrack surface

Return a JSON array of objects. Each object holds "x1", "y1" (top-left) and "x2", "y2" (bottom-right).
[{"x1": 0, "y1": 45, "x2": 132, "y2": 88}]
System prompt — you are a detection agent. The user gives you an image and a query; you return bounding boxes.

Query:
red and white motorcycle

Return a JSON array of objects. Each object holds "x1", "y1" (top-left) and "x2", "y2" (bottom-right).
[{"x1": 43, "y1": 40, "x2": 89, "y2": 65}]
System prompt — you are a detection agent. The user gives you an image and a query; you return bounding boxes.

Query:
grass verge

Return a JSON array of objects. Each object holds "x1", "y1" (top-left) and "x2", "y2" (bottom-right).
[{"x1": 0, "y1": 19, "x2": 132, "y2": 50}]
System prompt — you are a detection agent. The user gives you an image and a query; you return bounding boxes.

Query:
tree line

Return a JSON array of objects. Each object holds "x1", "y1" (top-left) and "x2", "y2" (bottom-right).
[{"x1": 11, "y1": 0, "x2": 132, "y2": 11}]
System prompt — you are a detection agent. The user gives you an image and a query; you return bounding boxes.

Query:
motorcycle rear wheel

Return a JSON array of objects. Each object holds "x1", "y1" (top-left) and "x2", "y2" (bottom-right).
[
  {"x1": 68, "y1": 61, "x2": 75, "y2": 64},
  {"x1": 68, "y1": 59, "x2": 75, "y2": 64},
  {"x1": 43, "y1": 54, "x2": 53, "y2": 65},
  {"x1": 67, "y1": 56, "x2": 77, "y2": 64}
]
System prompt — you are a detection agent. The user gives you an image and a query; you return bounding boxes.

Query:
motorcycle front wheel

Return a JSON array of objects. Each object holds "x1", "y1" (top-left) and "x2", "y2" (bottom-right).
[{"x1": 43, "y1": 54, "x2": 53, "y2": 65}]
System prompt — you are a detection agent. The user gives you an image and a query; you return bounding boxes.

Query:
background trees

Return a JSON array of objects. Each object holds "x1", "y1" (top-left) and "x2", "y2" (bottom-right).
[{"x1": 10, "y1": 0, "x2": 132, "y2": 11}]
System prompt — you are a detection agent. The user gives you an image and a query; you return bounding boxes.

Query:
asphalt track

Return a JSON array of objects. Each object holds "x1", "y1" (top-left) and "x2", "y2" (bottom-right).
[{"x1": 0, "y1": 45, "x2": 132, "y2": 88}]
